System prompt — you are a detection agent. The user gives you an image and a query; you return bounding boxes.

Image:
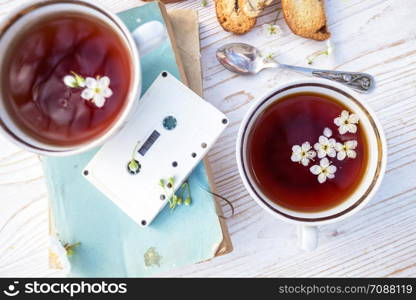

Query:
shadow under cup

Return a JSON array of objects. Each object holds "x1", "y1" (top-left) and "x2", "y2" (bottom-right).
[
  {"x1": 238, "y1": 82, "x2": 386, "y2": 224},
  {"x1": 0, "y1": 0, "x2": 139, "y2": 155}
]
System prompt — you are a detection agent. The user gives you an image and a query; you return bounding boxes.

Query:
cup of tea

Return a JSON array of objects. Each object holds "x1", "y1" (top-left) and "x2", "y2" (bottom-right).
[
  {"x1": 0, "y1": 0, "x2": 167, "y2": 156},
  {"x1": 236, "y1": 78, "x2": 387, "y2": 250}
]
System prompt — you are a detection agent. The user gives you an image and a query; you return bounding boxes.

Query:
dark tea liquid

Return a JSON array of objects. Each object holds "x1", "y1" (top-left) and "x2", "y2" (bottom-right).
[
  {"x1": 247, "y1": 93, "x2": 368, "y2": 212},
  {"x1": 2, "y1": 13, "x2": 132, "y2": 146}
]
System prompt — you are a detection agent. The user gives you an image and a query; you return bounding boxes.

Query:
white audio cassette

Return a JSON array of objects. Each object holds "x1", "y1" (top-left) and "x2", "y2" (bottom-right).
[{"x1": 83, "y1": 72, "x2": 228, "y2": 226}]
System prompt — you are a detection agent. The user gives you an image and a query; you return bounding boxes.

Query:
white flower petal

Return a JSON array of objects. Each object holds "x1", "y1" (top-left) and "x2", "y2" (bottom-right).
[
  {"x1": 307, "y1": 150, "x2": 316, "y2": 159},
  {"x1": 327, "y1": 165, "x2": 337, "y2": 174},
  {"x1": 341, "y1": 110, "x2": 349, "y2": 119},
  {"x1": 81, "y1": 88, "x2": 94, "y2": 100},
  {"x1": 320, "y1": 158, "x2": 330, "y2": 168},
  {"x1": 314, "y1": 143, "x2": 321, "y2": 151},
  {"x1": 347, "y1": 149, "x2": 357, "y2": 159},
  {"x1": 318, "y1": 173, "x2": 327, "y2": 183},
  {"x1": 291, "y1": 153, "x2": 302, "y2": 162},
  {"x1": 323, "y1": 127, "x2": 332, "y2": 138},
  {"x1": 334, "y1": 117, "x2": 342, "y2": 126},
  {"x1": 92, "y1": 94, "x2": 106, "y2": 108},
  {"x1": 339, "y1": 125, "x2": 348, "y2": 135},
  {"x1": 317, "y1": 149, "x2": 327, "y2": 158},
  {"x1": 319, "y1": 135, "x2": 328, "y2": 145},
  {"x1": 348, "y1": 113, "x2": 360, "y2": 124},
  {"x1": 335, "y1": 143, "x2": 344, "y2": 151},
  {"x1": 262, "y1": 24, "x2": 271, "y2": 36},
  {"x1": 301, "y1": 157, "x2": 310, "y2": 166},
  {"x1": 85, "y1": 77, "x2": 97, "y2": 89},
  {"x1": 327, "y1": 173, "x2": 335, "y2": 179},
  {"x1": 302, "y1": 142, "x2": 311, "y2": 151},
  {"x1": 63, "y1": 75, "x2": 76, "y2": 87},
  {"x1": 103, "y1": 87, "x2": 113, "y2": 98},
  {"x1": 292, "y1": 145, "x2": 301, "y2": 153},
  {"x1": 337, "y1": 151, "x2": 346, "y2": 161},
  {"x1": 327, "y1": 148, "x2": 336, "y2": 158},
  {"x1": 348, "y1": 124, "x2": 357, "y2": 133},
  {"x1": 346, "y1": 140, "x2": 358, "y2": 149},
  {"x1": 328, "y1": 138, "x2": 336, "y2": 147},
  {"x1": 310, "y1": 165, "x2": 322, "y2": 175},
  {"x1": 99, "y1": 76, "x2": 110, "y2": 88}
]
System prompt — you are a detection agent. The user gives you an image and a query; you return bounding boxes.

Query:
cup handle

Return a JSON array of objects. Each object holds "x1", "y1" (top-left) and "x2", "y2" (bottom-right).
[
  {"x1": 297, "y1": 225, "x2": 319, "y2": 251},
  {"x1": 131, "y1": 21, "x2": 167, "y2": 57}
]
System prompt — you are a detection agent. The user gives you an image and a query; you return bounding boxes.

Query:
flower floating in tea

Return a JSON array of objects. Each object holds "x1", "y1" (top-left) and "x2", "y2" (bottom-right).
[
  {"x1": 290, "y1": 111, "x2": 360, "y2": 184},
  {"x1": 290, "y1": 142, "x2": 316, "y2": 166},
  {"x1": 334, "y1": 110, "x2": 360, "y2": 134},
  {"x1": 63, "y1": 72, "x2": 113, "y2": 108},
  {"x1": 314, "y1": 127, "x2": 336, "y2": 158},
  {"x1": 335, "y1": 140, "x2": 358, "y2": 160},
  {"x1": 309, "y1": 158, "x2": 337, "y2": 184},
  {"x1": 63, "y1": 71, "x2": 86, "y2": 88}
]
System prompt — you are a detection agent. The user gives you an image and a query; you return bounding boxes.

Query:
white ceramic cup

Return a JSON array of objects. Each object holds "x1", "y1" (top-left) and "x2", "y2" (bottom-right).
[
  {"x1": 236, "y1": 78, "x2": 387, "y2": 251},
  {"x1": 0, "y1": 0, "x2": 166, "y2": 156}
]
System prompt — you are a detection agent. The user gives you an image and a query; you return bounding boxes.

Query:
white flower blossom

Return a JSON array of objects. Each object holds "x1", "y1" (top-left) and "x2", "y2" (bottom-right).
[
  {"x1": 325, "y1": 40, "x2": 334, "y2": 55},
  {"x1": 263, "y1": 52, "x2": 277, "y2": 63},
  {"x1": 306, "y1": 39, "x2": 334, "y2": 64},
  {"x1": 314, "y1": 127, "x2": 336, "y2": 158},
  {"x1": 291, "y1": 142, "x2": 316, "y2": 166},
  {"x1": 310, "y1": 158, "x2": 337, "y2": 184},
  {"x1": 49, "y1": 236, "x2": 70, "y2": 275},
  {"x1": 334, "y1": 110, "x2": 360, "y2": 134},
  {"x1": 263, "y1": 23, "x2": 281, "y2": 37},
  {"x1": 335, "y1": 140, "x2": 358, "y2": 160},
  {"x1": 63, "y1": 73, "x2": 85, "y2": 88},
  {"x1": 81, "y1": 76, "x2": 113, "y2": 108}
]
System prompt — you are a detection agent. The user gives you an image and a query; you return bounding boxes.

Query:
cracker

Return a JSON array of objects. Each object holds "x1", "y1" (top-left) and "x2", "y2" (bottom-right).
[
  {"x1": 282, "y1": 0, "x2": 330, "y2": 41},
  {"x1": 216, "y1": 0, "x2": 256, "y2": 35}
]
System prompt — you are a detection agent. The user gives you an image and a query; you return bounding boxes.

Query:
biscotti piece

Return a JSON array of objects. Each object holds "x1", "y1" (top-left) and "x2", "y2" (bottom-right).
[
  {"x1": 216, "y1": 0, "x2": 256, "y2": 35},
  {"x1": 242, "y1": 0, "x2": 274, "y2": 18},
  {"x1": 282, "y1": 0, "x2": 330, "y2": 41}
]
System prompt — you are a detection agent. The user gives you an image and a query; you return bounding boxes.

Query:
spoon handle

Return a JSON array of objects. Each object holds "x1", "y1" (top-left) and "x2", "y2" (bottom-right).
[{"x1": 278, "y1": 64, "x2": 375, "y2": 93}]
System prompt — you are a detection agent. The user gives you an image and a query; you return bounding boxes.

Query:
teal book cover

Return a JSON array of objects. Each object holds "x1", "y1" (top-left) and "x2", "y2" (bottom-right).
[{"x1": 44, "y1": 2, "x2": 229, "y2": 277}]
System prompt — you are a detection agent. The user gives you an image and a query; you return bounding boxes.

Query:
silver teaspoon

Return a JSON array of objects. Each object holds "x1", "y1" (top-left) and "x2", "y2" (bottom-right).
[{"x1": 216, "y1": 43, "x2": 375, "y2": 93}]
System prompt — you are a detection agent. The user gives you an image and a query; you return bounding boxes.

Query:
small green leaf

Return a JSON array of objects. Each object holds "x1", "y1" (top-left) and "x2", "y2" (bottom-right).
[
  {"x1": 70, "y1": 71, "x2": 85, "y2": 87},
  {"x1": 201, "y1": 0, "x2": 207, "y2": 7},
  {"x1": 168, "y1": 177, "x2": 175, "y2": 188},
  {"x1": 159, "y1": 179, "x2": 165, "y2": 188}
]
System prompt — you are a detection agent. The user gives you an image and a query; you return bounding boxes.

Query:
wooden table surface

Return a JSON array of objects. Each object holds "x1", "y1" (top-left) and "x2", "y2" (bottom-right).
[{"x1": 1, "y1": 0, "x2": 415, "y2": 277}]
